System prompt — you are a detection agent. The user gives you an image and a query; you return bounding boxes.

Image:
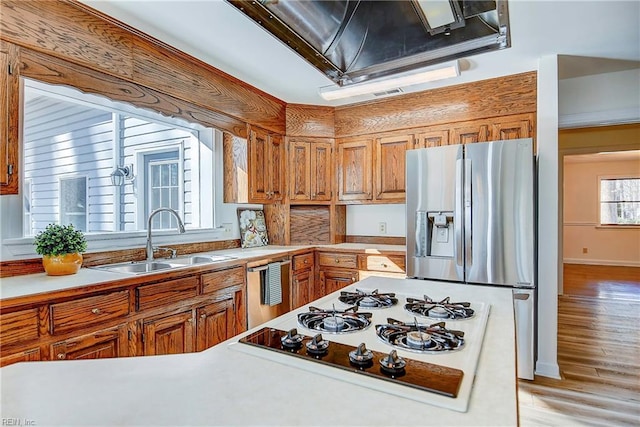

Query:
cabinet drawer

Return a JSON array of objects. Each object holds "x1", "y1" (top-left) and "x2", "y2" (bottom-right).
[
  {"x1": 50, "y1": 290, "x2": 129, "y2": 335},
  {"x1": 357, "y1": 254, "x2": 406, "y2": 273},
  {"x1": 0, "y1": 308, "x2": 39, "y2": 346},
  {"x1": 317, "y1": 252, "x2": 357, "y2": 269},
  {"x1": 136, "y1": 277, "x2": 199, "y2": 311},
  {"x1": 202, "y1": 266, "x2": 245, "y2": 294},
  {"x1": 292, "y1": 253, "x2": 314, "y2": 271}
]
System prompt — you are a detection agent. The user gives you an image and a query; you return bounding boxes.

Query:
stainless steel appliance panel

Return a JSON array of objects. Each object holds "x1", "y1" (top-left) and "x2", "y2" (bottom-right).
[
  {"x1": 464, "y1": 139, "x2": 535, "y2": 287},
  {"x1": 406, "y1": 145, "x2": 462, "y2": 281},
  {"x1": 514, "y1": 289, "x2": 535, "y2": 380}
]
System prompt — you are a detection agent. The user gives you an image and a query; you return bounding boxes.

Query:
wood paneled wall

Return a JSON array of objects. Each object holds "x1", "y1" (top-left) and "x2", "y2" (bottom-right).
[
  {"x1": 334, "y1": 72, "x2": 537, "y2": 137},
  {"x1": 0, "y1": 0, "x2": 285, "y2": 134},
  {"x1": 286, "y1": 104, "x2": 335, "y2": 137}
]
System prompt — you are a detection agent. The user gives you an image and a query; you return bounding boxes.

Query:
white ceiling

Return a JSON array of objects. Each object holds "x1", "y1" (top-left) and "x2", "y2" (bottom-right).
[{"x1": 81, "y1": 0, "x2": 640, "y2": 106}]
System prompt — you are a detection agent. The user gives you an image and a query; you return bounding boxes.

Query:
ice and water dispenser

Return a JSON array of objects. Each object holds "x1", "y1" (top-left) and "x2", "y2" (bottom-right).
[{"x1": 415, "y1": 211, "x2": 455, "y2": 258}]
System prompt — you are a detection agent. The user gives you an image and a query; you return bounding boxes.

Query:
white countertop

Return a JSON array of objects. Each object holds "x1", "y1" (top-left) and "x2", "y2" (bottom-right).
[
  {"x1": 0, "y1": 244, "x2": 404, "y2": 301},
  {"x1": 0, "y1": 277, "x2": 517, "y2": 426}
]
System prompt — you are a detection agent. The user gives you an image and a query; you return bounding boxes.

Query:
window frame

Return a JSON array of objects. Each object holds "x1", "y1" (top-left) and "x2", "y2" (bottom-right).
[
  {"x1": 59, "y1": 175, "x2": 88, "y2": 232},
  {"x1": 598, "y1": 174, "x2": 640, "y2": 227}
]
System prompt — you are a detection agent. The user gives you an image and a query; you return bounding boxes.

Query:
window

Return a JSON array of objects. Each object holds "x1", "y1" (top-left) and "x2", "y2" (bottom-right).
[
  {"x1": 60, "y1": 176, "x2": 87, "y2": 232},
  {"x1": 21, "y1": 78, "x2": 215, "y2": 237},
  {"x1": 23, "y1": 180, "x2": 32, "y2": 237},
  {"x1": 600, "y1": 177, "x2": 640, "y2": 225}
]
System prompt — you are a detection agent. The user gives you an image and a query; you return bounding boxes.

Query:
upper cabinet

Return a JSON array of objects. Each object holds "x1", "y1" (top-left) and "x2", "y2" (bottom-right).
[
  {"x1": 0, "y1": 41, "x2": 19, "y2": 195},
  {"x1": 289, "y1": 138, "x2": 333, "y2": 203},
  {"x1": 337, "y1": 138, "x2": 373, "y2": 202},
  {"x1": 450, "y1": 114, "x2": 534, "y2": 145},
  {"x1": 414, "y1": 128, "x2": 450, "y2": 149},
  {"x1": 374, "y1": 134, "x2": 412, "y2": 201},
  {"x1": 248, "y1": 126, "x2": 285, "y2": 203}
]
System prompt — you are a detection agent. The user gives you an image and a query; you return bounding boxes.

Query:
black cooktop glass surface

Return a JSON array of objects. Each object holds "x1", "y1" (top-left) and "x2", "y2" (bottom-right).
[{"x1": 239, "y1": 327, "x2": 464, "y2": 398}]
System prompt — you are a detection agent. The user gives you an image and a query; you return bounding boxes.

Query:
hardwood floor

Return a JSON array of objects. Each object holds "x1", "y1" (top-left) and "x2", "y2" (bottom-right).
[{"x1": 518, "y1": 264, "x2": 640, "y2": 426}]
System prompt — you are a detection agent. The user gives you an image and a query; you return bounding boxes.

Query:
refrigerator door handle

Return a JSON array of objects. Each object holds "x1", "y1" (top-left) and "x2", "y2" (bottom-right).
[
  {"x1": 455, "y1": 159, "x2": 463, "y2": 267},
  {"x1": 464, "y1": 159, "x2": 472, "y2": 268}
]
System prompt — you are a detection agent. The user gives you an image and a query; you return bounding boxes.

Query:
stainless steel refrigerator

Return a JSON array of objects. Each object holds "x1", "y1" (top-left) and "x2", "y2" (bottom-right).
[{"x1": 406, "y1": 138, "x2": 536, "y2": 379}]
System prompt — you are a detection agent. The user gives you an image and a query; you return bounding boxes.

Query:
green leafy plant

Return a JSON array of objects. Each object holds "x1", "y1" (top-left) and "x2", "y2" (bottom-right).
[{"x1": 34, "y1": 224, "x2": 87, "y2": 256}]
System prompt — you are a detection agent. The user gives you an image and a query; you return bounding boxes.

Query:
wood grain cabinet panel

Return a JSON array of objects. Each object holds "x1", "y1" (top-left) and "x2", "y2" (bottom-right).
[
  {"x1": 51, "y1": 323, "x2": 129, "y2": 361},
  {"x1": 357, "y1": 254, "x2": 406, "y2": 273},
  {"x1": 248, "y1": 126, "x2": 284, "y2": 203},
  {"x1": 0, "y1": 41, "x2": 19, "y2": 194},
  {"x1": 0, "y1": 308, "x2": 39, "y2": 346},
  {"x1": 450, "y1": 122, "x2": 490, "y2": 145},
  {"x1": 50, "y1": 290, "x2": 129, "y2": 335},
  {"x1": 317, "y1": 252, "x2": 358, "y2": 269},
  {"x1": 292, "y1": 252, "x2": 314, "y2": 271},
  {"x1": 414, "y1": 129, "x2": 450, "y2": 149},
  {"x1": 375, "y1": 135, "x2": 411, "y2": 201},
  {"x1": 292, "y1": 269, "x2": 313, "y2": 310},
  {"x1": 0, "y1": 347, "x2": 41, "y2": 367},
  {"x1": 289, "y1": 139, "x2": 333, "y2": 202},
  {"x1": 319, "y1": 268, "x2": 358, "y2": 295},
  {"x1": 142, "y1": 310, "x2": 194, "y2": 356},
  {"x1": 338, "y1": 139, "x2": 373, "y2": 201},
  {"x1": 491, "y1": 116, "x2": 532, "y2": 140},
  {"x1": 201, "y1": 266, "x2": 245, "y2": 295},
  {"x1": 136, "y1": 277, "x2": 198, "y2": 311},
  {"x1": 196, "y1": 299, "x2": 234, "y2": 351}
]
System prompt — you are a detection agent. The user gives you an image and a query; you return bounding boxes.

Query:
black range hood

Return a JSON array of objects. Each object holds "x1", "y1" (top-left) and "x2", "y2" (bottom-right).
[{"x1": 227, "y1": 0, "x2": 510, "y2": 86}]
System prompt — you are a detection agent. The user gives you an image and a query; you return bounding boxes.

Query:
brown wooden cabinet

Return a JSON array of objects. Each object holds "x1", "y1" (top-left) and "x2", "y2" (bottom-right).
[
  {"x1": 337, "y1": 138, "x2": 373, "y2": 202},
  {"x1": 51, "y1": 323, "x2": 129, "y2": 361},
  {"x1": 414, "y1": 128, "x2": 450, "y2": 148},
  {"x1": 248, "y1": 126, "x2": 285, "y2": 203},
  {"x1": 291, "y1": 252, "x2": 315, "y2": 308},
  {"x1": 491, "y1": 115, "x2": 533, "y2": 140},
  {"x1": 1, "y1": 347, "x2": 41, "y2": 366},
  {"x1": 289, "y1": 138, "x2": 333, "y2": 202},
  {"x1": 196, "y1": 299, "x2": 234, "y2": 351},
  {"x1": 374, "y1": 134, "x2": 412, "y2": 201},
  {"x1": 0, "y1": 40, "x2": 19, "y2": 194},
  {"x1": 316, "y1": 251, "x2": 358, "y2": 297},
  {"x1": 450, "y1": 114, "x2": 534, "y2": 145},
  {"x1": 142, "y1": 309, "x2": 195, "y2": 356},
  {"x1": 450, "y1": 121, "x2": 490, "y2": 144}
]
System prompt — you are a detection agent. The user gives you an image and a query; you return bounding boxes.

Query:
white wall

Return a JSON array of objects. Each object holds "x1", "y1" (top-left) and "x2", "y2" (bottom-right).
[
  {"x1": 346, "y1": 204, "x2": 406, "y2": 237},
  {"x1": 559, "y1": 68, "x2": 640, "y2": 127}
]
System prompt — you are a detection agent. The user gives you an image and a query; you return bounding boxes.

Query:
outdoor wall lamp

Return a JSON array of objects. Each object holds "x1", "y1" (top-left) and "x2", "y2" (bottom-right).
[{"x1": 110, "y1": 164, "x2": 134, "y2": 186}]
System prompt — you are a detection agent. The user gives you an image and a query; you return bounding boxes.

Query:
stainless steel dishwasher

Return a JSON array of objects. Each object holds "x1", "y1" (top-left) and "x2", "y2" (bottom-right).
[{"x1": 246, "y1": 258, "x2": 291, "y2": 329}]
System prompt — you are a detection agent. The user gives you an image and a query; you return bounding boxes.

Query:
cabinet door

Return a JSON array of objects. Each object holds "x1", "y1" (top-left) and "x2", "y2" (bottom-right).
[
  {"x1": 248, "y1": 127, "x2": 270, "y2": 203},
  {"x1": 491, "y1": 117, "x2": 532, "y2": 140},
  {"x1": 292, "y1": 269, "x2": 313, "y2": 309},
  {"x1": 289, "y1": 140, "x2": 311, "y2": 201},
  {"x1": 415, "y1": 129, "x2": 450, "y2": 149},
  {"x1": 0, "y1": 41, "x2": 18, "y2": 194},
  {"x1": 1, "y1": 347, "x2": 41, "y2": 367},
  {"x1": 338, "y1": 139, "x2": 373, "y2": 201},
  {"x1": 319, "y1": 268, "x2": 358, "y2": 296},
  {"x1": 196, "y1": 299, "x2": 234, "y2": 351},
  {"x1": 450, "y1": 122, "x2": 489, "y2": 145},
  {"x1": 375, "y1": 135, "x2": 411, "y2": 201},
  {"x1": 231, "y1": 284, "x2": 247, "y2": 335},
  {"x1": 311, "y1": 141, "x2": 332, "y2": 201},
  {"x1": 51, "y1": 324, "x2": 129, "y2": 361},
  {"x1": 142, "y1": 310, "x2": 194, "y2": 356},
  {"x1": 268, "y1": 133, "x2": 285, "y2": 202}
]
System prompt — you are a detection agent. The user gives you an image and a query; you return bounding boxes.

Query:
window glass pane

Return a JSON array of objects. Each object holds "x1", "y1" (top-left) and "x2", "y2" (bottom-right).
[
  {"x1": 21, "y1": 78, "x2": 214, "y2": 236},
  {"x1": 600, "y1": 178, "x2": 640, "y2": 225}
]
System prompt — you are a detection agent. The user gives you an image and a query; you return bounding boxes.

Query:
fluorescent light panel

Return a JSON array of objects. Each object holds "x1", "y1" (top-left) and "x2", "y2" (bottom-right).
[
  {"x1": 416, "y1": 0, "x2": 456, "y2": 28},
  {"x1": 319, "y1": 61, "x2": 460, "y2": 101}
]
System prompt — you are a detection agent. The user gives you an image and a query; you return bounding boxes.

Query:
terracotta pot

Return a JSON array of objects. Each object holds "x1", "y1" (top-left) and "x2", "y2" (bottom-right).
[{"x1": 42, "y1": 253, "x2": 83, "y2": 276}]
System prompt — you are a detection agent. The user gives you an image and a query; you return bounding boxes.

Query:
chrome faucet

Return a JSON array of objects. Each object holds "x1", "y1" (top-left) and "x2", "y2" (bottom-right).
[{"x1": 146, "y1": 207, "x2": 186, "y2": 261}]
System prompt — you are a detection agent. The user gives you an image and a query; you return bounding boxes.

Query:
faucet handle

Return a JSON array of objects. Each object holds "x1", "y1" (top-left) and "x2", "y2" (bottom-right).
[{"x1": 155, "y1": 247, "x2": 178, "y2": 259}]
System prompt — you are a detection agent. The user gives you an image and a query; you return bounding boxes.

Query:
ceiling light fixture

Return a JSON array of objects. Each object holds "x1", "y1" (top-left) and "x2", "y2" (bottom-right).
[
  {"x1": 413, "y1": 0, "x2": 465, "y2": 36},
  {"x1": 318, "y1": 60, "x2": 460, "y2": 101}
]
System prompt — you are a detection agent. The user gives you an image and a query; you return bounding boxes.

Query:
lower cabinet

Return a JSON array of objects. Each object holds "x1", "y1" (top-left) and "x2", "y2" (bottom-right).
[
  {"x1": 1, "y1": 347, "x2": 41, "y2": 366},
  {"x1": 142, "y1": 310, "x2": 195, "y2": 356},
  {"x1": 196, "y1": 299, "x2": 234, "y2": 351},
  {"x1": 51, "y1": 323, "x2": 129, "y2": 360},
  {"x1": 292, "y1": 268, "x2": 314, "y2": 309},
  {"x1": 318, "y1": 268, "x2": 358, "y2": 295}
]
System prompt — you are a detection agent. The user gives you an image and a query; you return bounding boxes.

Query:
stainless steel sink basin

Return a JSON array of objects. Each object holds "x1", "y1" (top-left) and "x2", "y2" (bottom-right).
[
  {"x1": 169, "y1": 255, "x2": 236, "y2": 265},
  {"x1": 92, "y1": 254, "x2": 236, "y2": 274},
  {"x1": 93, "y1": 261, "x2": 175, "y2": 274}
]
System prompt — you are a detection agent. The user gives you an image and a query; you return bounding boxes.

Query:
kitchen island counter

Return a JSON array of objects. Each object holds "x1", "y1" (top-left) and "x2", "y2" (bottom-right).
[{"x1": 0, "y1": 277, "x2": 517, "y2": 426}]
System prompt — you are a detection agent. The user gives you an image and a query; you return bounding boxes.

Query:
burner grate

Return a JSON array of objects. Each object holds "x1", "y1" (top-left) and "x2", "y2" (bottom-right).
[
  {"x1": 405, "y1": 296, "x2": 475, "y2": 320},
  {"x1": 376, "y1": 318, "x2": 465, "y2": 353},
  {"x1": 338, "y1": 288, "x2": 398, "y2": 309},
  {"x1": 297, "y1": 305, "x2": 372, "y2": 333}
]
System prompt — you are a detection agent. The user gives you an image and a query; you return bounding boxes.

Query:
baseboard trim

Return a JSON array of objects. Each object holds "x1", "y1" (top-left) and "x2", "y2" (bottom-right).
[
  {"x1": 535, "y1": 361, "x2": 561, "y2": 379},
  {"x1": 563, "y1": 258, "x2": 640, "y2": 267}
]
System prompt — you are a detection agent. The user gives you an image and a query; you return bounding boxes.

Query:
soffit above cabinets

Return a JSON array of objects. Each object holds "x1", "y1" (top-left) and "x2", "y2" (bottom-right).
[{"x1": 226, "y1": 0, "x2": 510, "y2": 86}]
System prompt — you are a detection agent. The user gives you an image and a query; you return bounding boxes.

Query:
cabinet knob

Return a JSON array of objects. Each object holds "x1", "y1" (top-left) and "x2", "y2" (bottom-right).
[
  {"x1": 91, "y1": 308, "x2": 101, "y2": 315},
  {"x1": 382, "y1": 263, "x2": 388, "y2": 268},
  {"x1": 335, "y1": 259, "x2": 340, "y2": 264},
  {"x1": 57, "y1": 353, "x2": 66, "y2": 360},
  {"x1": 304, "y1": 259, "x2": 308, "y2": 264},
  {"x1": 200, "y1": 314, "x2": 207, "y2": 319},
  {"x1": 188, "y1": 318, "x2": 194, "y2": 323}
]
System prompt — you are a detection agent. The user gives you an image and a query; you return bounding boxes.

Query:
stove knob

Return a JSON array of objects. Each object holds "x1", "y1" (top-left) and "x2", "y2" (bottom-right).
[
  {"x1": 349, "y1": 343, "x2": 374, "y2": 366},
  {"x1": 379, "y1": 350, "x2": 406, "y2": 375},
  {"x1": 305, "y1": 333, "x2": 329, "y2": 355},
  {"x1": 281, "y1": 328, "x2": 303, "y2": 349}
]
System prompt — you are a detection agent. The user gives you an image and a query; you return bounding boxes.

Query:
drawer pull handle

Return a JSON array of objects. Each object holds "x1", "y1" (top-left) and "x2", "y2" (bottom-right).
[
  {"x1": 335, "y1": 259, "x2": 340, "y2": 264},
  {"x1": 201, "y1": 314, "x2": 207, "y2": 319},
  {"x1": 57, "y1": 353, "x2": 66, "y2": 360},
  {"x1": 304, "y1": 259, "x2": 308, "y2": 264},
  {"x1": 382, "y1": 263, "x2": 388, "y2": 268},
  {"x1": 91, "y1": 308, "x2": 101, "y2": 315}
]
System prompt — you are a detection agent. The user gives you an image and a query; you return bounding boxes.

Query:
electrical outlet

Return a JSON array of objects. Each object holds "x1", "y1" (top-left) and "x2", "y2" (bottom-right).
[
  {"x1": 582, "y1": 247, "x2": 588, "y2": 254},
  {"x1": 222, "y1": 223, "x2": 233, "y2": 233},
  {"x1": 379, "y1": 222, "x2": 387, "y2": 234}
]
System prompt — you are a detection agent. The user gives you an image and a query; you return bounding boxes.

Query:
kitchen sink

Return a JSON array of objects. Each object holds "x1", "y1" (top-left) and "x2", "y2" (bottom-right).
[{"x1": 92, "y1": 254, "x2": 236, "y2": 275}]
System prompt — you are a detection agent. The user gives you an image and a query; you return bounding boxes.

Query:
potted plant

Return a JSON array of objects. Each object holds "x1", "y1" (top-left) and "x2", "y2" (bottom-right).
[{"x1": 34, "y1": 224, "x2": 87, "y2": 276}]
